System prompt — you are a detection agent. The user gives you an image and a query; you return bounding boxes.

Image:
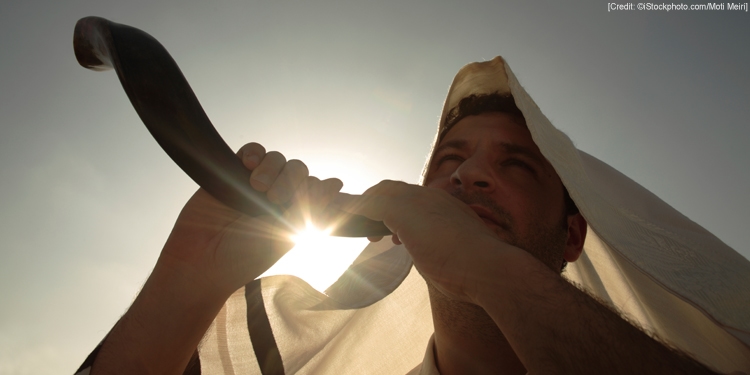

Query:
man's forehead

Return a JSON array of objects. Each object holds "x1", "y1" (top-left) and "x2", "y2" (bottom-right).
[
  {"x1": 438, "y1": 112, "x2": 537, "y2": 149},
  {"x1": 436, "y1": 139, "x2": 548, "y2": 172},
  {"x1": 435, "y1": 112, "x2": 556, "y2": 170}
]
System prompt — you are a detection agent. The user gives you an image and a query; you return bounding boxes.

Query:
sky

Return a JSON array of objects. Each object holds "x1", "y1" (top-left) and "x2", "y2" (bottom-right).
[{"x1": 0, "y1": 0, "x2": 748, "y2": 373}]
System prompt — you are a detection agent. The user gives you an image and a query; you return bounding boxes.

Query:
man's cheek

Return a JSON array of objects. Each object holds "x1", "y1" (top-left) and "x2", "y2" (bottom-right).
[{"x1": 424, "y1": 177, "x2": 450, "y2": 189}]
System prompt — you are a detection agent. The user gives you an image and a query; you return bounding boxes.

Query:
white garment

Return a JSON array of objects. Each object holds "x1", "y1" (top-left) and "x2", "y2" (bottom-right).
[
  {"x1": 201, "y1": 242, "x2": 432, "y2": 374},
  {"x1": 201, "y1": 57, "x2": 750, "y2": 374},
  {"x1": 76, "y1": 56, "x2": 750, "y2": 375},
  {"x1": 405, "y1": 335, "x2": 438, "y2": 375}
]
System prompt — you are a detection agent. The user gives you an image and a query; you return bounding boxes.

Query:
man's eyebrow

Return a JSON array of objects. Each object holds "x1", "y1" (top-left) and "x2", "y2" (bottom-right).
[
  {"x1": 498, "y1": 142, "x2": 546, "y2": 166},
  {"x1": 433, "y1": 139, "x2": 468, "y2": 156},
  {"x1": 433, "y1": 139, "x2": 548, "y2": 167}
]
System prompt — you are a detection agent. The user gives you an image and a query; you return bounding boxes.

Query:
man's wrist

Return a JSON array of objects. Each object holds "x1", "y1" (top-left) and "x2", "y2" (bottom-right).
[
  {"x1": 92, "y1": 255, "x2": 231, "y2": 374},
  {"x1": 471, "y1": 238, "x2": 555, "y2": 315},
  {"x1": 150, "y1": 252, "x2": 235, "y2": 309}
]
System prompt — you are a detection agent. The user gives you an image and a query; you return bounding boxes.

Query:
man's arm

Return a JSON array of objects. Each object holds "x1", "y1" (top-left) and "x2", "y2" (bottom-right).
[
  {"x1": 334, "y1": 181, "x2": 716, "y2": 374},
  {"x1": 475, "y1": 244, "x2": 715, "y2": 374},
  {"x1": 87, "y1": 143, "x2": 342, "y2": 374},
  {"x1": 91, "y1": 250, "x2": 231, "y2": 374}
]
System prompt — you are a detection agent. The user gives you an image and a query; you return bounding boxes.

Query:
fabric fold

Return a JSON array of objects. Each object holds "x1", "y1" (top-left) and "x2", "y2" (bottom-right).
[{"x1": 194, "y1": 56, "x2": 750, "y2": 374}]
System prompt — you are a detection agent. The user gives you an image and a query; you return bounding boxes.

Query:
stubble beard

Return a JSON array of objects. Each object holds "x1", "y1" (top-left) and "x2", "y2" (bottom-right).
[
  {"x1": 427, "y1": 189, "x2": 568, "y2": 342},
  {"x1": 447, "y1": 189, "x2": 568, "y2": 272}
]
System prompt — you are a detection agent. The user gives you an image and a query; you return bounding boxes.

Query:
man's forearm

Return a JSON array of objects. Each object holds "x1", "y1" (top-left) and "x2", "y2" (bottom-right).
[
  {"x1": 478, "y1": 250, "x2": 715, "y2": 374},
  {"x1": 91, "y1": 258, "x2": 231, "y2": 375}
]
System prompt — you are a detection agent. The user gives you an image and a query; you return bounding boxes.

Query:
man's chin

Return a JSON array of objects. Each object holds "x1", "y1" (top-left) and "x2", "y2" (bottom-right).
[
  {"x1": 484, "y1": 223, "x2": 519, "y2": 247},
  {"x1": 482, "y1": 225, "x2": 563, "y2": 272}
]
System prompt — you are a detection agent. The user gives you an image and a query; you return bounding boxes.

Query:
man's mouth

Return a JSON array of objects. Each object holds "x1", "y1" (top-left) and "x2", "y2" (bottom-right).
[
  {"x1": 468, "y1": 204, "x2": 505, "y2": 230},
  {"x1": 449, "y1": 189, "x2": 513, "y2": 233}
]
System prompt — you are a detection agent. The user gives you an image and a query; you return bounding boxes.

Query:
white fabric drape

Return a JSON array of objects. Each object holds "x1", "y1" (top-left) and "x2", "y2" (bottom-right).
[{"x1": 196, "y1": 56, "x2": 750, "y2": 374}]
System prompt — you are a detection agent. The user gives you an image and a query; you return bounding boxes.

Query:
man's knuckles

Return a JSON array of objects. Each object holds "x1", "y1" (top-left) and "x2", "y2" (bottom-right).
[
  {"x1": 266, "y1": 160, "x2": 310, "y2": 204},
  {"x1": 365, "y1": 180, "x2": 410, "y2": 196},
  {"x1": 321, "y1": 178, "x2": 344, "y2": 193},
  {"x1": 250, "y1": 152, "x2": 285, "y2": 191},
  {"x1": 283, "y1": 159, "x2": 309, "y2": 179}
]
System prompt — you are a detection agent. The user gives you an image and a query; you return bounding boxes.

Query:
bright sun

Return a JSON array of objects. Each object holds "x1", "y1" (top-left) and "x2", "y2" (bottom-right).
[
  {"x1": 256, "y1": 156, "x2": 375, "y2": 293},
  {"x1": 258, "y1": 222, "x2": 369, "y2": 293}
]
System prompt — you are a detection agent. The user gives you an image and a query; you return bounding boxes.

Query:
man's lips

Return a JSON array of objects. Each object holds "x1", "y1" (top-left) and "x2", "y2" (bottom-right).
[{"x1": 468, "y1": 204, "x2": 505, "y2": 229}]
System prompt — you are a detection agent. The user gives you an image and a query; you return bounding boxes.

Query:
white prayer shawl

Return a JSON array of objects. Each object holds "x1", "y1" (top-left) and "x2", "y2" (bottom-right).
[{"x1": 196, "y1": 57, "x2": 750, "y2": 374}]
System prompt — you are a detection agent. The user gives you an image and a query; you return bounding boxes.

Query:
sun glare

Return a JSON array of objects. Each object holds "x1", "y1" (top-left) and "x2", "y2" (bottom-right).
[
  {"x1": 256, "y1": 156, "x2": 377, "y2": 293},
  {"x1": 258, "y1": 221, "x2": 369, "y2": 293},
  {"x1": 289, "y1": 223, "x2": 333, "y2": 244}
]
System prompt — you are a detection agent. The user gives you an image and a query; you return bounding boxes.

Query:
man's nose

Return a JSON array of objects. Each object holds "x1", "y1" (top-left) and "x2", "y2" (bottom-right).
[{"x1": 450, "y1": 156, "x2": 494, "y2": 191}]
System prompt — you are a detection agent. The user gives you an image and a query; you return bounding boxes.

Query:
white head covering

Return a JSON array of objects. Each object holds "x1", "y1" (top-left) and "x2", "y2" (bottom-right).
[{"x1": 196, "y1": 56, "x2": 750, "y2": 374}]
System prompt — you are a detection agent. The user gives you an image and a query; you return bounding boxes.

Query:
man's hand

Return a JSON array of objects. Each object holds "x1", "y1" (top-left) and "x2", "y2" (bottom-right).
[
  {"x1": 91, "y1": 142, "x2": 342, "y2": 375},
  {"x1": 160, "y1": 142, "x2": 343, "y2": 297},
  {"x1": 334, "y1": 180, "x2": 717, "y2": 374},
  {"x1": 333, "y1": 180, "x2": 522, "y2": 304}
]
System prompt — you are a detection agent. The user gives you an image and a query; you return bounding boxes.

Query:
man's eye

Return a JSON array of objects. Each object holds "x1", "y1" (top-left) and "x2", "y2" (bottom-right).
[
  {"x1": 504, "y1": 159, "x2": 534, "y2": 172},
  {"x1": 437, "y1": 154, "x2": 463, "y2": 165}
]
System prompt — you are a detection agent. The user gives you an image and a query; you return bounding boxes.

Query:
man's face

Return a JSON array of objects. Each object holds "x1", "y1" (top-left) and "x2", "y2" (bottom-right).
[{"x1": 424, "y1": 112, "x2": 570, "y2": 270}]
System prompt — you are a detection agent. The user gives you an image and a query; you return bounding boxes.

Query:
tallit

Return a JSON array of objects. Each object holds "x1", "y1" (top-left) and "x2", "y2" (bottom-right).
[{"x1": 196, "y1": 56, "x2": 750, "y2": 374}]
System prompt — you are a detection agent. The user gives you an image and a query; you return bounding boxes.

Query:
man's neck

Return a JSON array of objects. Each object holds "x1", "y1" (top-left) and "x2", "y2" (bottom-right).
[{"x1": 428, "y1": 285, "x2": 526, "y2": 375}]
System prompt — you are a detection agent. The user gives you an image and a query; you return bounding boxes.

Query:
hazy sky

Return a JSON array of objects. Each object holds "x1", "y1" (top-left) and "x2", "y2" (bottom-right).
[{"x1": 1, "y1": 1, "x2": 748, "y2": 373}]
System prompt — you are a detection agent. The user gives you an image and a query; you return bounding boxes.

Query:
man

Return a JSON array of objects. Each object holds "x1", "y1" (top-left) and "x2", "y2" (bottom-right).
[
  {"x1": 335, "y1": 94, "x2": 714, "y2": 374},
  {"x1": 77, "y1": 57, "x2": 748, "y2": 374}
]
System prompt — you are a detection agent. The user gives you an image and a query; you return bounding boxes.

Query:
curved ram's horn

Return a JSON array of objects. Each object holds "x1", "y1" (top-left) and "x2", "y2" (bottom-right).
[{"x1": 73, "y1": 16, "x2": 391, "y2": 237}]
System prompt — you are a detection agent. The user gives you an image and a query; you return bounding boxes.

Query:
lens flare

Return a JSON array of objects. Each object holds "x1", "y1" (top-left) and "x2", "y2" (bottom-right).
[
  {"x1": 258, "y1": 222, "x2": 368, "y2": 293},
  {"x1": 289, "y1": 223, "x2": 333, "y2": 244}
]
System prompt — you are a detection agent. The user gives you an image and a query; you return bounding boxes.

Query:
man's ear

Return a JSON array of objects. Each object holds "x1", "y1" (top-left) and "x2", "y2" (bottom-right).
[{"x1": 563, "y1": 213, "x2": 587, "y2": 263}]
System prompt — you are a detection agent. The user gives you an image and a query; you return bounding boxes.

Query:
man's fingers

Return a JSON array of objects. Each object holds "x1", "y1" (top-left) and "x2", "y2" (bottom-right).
[
  {"x1": 237, "y1": 142, "x2": 266, "y2": 170},
  {"x1": 249, "y1": 151, "x2": 287, "y2": 193},
  {"x1": 312, "y1": 178, "x2": 344, "y2": 226},
  {"x1": 293, "y1": 177, "x2": 343, "y2": 206},
  {"x1": 360, "y1": 179, "x2": 408, "y2": 197},
  {"x1": 318, "y1": 178, "x2": 344, "y2": 203},
  {"x1": 283, "y1": 176, "x2": 321, "y2": 229},
  {"x1": 300, "y1": 176, "x2": 323, "y2": 207},
  {"x1": 285, "y1": 177, "x2": 344, "y2": 230},
  {"x1": 267, "y1": 159, "x2": 309, "y2": 204}
]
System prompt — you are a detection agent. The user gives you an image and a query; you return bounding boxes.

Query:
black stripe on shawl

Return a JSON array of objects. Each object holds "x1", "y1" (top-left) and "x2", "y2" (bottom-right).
[
  {"x1": 245, "y1": 278, "x2": 285, "y2": 375},
  {"x1": 183, "y1": 348, "x2": 202, "y2": 375},
  {"x1": 74, "y1": 343, "x2": 102, "y2": 373}
]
